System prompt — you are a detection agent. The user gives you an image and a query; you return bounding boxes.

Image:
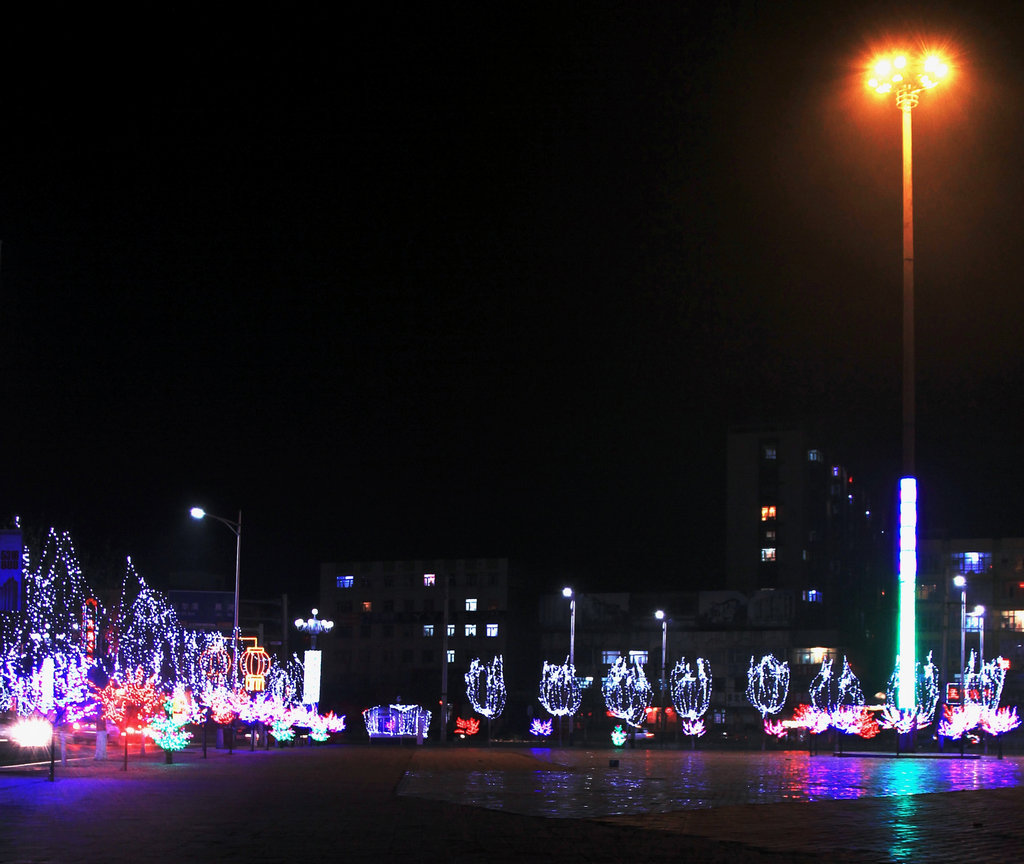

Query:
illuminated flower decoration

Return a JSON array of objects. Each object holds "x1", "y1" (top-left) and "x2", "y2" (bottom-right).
[
  {"x1": 877, "y1": 705, "x2": 919, "y2": 735},
  {"x1": 530, "y1": 718, "x2": 553, "y2": 738},
  {"x1": 938, "y1": 703, "x2": 983, "y2": 740},
  {"x1": 602, "y1": 656, "x2": 652, "y2": 728},
  {"x1": 147, "y1": 698, "x2": 193, "y2": 752},
  {"x1": 680, "y1": 717, "x2": 706, "y2": 738},
  {"x1": 980, "y1": 706, "x2": 1021, "y2": 736},
  {"x1": 831, "y1": 705, "x2": 879, "y2": 738},
  {"x1": 885, "y1": 652, "x2": 939, "y2": 727},
  {"x1": 764, "y1": 718, "x2": 788, "y2": 739},
  {"x1": 199, "y1": 686, "x2": 247, "y2": 725},
  {"x1": 670, "y1": 657, "x2": 712, "y2": 721},
  {"x1": 791, "y1": 704, "x2": 831, "y2": 735},
  {"x1": 465, "y1": 655, "x2": 507, "y2": 719},
  {"x1": 94, "y1": 667, "x2": 165, "y2": 729},
  {"x1": 746, "y1": 654, "x2": 789, "y2": 718},
  {"x1": 610, "y1": 724, "x2": 628, "y2": 746},
  {"x1": 454, "y1": 716, "x2": 480, "y2": 737},
  {"x1": 539, "y1": 658, "x2": 581, "y2": 717}
]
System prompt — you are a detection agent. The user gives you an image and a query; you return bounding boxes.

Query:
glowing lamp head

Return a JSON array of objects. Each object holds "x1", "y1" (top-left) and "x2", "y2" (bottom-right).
[
  {"x1": 655, "y1": 610, "x2": 665, "y2": 621},
  {"x1": 562, "y1": 587, "x2": 573, "y2": 598},
  {"x1": 973, "y1": 605, "x2": 986, "y2": 617},
  {"x1": 190, "y1": 507, "x2": 206, "y2": 520},
  {"x1": 868, "y1": 53, "x2": 948, "y2": 96},
  {"x1": 953, "y1": 575, "x2": 967, "y2": 589}
]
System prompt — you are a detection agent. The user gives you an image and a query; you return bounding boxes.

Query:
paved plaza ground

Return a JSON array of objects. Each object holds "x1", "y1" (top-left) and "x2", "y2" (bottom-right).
[{"x1": 2, "y1": 741, "x2": 1024, "y2": 862}]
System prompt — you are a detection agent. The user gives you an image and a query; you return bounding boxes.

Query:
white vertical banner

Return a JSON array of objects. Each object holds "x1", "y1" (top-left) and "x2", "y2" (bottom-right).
[{"x1": 303, "y1": 649, "x2": 322, "y2": 705}]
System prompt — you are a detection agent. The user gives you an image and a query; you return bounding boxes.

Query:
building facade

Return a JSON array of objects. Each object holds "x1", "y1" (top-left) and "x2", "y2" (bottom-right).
[{"x1": 318, "y1": 558, "x2": 509, "y2": 723}]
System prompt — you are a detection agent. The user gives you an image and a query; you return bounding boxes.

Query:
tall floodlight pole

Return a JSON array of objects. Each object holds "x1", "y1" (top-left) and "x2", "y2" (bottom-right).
[
  {"x1": 655, "y1": 610, "x2": 668, "y2": 742},
  {"x1": 191, "y1": 507, "x2": 242, "y2": 689},
  {"x1": 868, "y1": 52, "x2": 949, "y2": 710}
]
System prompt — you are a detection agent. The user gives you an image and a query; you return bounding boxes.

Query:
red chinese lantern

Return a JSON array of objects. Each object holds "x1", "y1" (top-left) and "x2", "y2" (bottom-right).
[{"x1": 241, "y1": 645, "x2": 271, "y2": 692}]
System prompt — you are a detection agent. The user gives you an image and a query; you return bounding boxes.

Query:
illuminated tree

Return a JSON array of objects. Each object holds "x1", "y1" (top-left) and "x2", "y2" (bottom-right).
[
  {"x1": 602, "y1": 655, "x2": 652, "y2": 728},
  {"x1": 809, "y1": 657, "x2": 865, "y2": 718},
  {"x1": 538, "y1": 658, "x2": 581, "y2": 717},
  {"x1": 118, "y1": 559, "x2": 184, "y2": 685},
  {"x1": 465, "y1": 655, "x2": 506, "y2": 719},
  {"x1": 746, "y1": 653, "x2": 789, "y2": 718},
  {"x1": 884, "y1": 651, "x2": 939, "y2": 728},
  {"x1": 94, "y1": 667, "x2": 165, "y2": 734},
  {"x1": 671, "y1": 657, "x2": 712, "y2": 720}
]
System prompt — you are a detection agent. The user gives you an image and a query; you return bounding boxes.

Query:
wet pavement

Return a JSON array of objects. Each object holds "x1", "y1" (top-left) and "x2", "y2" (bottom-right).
[
  {"x1": 399, "y1": 747, "x2": 1024, "y2": 817},
  {"x1": 2, "y1": 742, "x2": 1024, "y2": 862}
]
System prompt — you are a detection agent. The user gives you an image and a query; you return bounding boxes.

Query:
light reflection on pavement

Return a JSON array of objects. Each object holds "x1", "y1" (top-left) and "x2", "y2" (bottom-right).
[{"x1": 397, "y1": 749, "x2": 1024, "y2": 819}]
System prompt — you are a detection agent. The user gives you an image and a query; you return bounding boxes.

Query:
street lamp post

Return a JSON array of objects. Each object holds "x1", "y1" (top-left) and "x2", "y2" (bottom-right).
[
  {"x1": 562, "y1": 587, "x2": 575, "y2": 745},
  {"x1": 191, "y1": 507, "x2": 242, "y2": 690},
  {"x1": 868, "y1": 52, "x2": 949, "y2": 711},
  {"x1": 562, "y1": 587, "x2": 576, "y2": 669},
  {"x1": 655, "y1": 610, "x2": 668, "y2": 743},
  {"x1": 954, "y1": 575, "x2": 967, "y2": 692},
  {"x1": 973, "y1": 605, "x2": 986, "y2": 669}
]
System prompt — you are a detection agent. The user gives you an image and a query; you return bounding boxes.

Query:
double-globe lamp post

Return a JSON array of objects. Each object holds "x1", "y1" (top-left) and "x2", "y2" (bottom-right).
[
  {"x1": 868, "y1": 51, "x2": 949, "y2": 711},
  {"x1": 190, "y1": 508, "x2": 242, "y2": 690}
]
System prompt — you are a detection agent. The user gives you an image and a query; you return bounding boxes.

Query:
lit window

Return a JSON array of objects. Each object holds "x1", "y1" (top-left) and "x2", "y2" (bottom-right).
[
  {"x1": 761, "y1": 548, "x2": 776, "y2": 562},
  {"x1": 629, "y1": 650, "x2": 648, "y2": 665},
  {"x1": 465, "y1": 624, "x2": 477, "y2": 637},
  {"x1": 447, "y1": 624, "x2": 455, "y2": 637},
  {"x1": 765, "y1": 529, "x2": 776, "y2": 541},
  {"x1": 361, "y1": 601, "x2": 372, "y2": 613},
  {"x1": 423, "y1": 625, "x2": 434, "y2": 637},
  {"x1": 465, "y1": 598, "x2": 477, "y2": 612},
  {"x1": 808, "y1": 449, "x2": 821, "y2": 462},
  {"x1": 336, "y1": 575, "x2": 354, "y2": 589},
  {"x1": 447, "y1": 649, "x2": 455, "y2": 663},
  {"x1": 486, "y1": 623, "x2": 498, "y2": 637},
  {"x1": 423, "y1": 573, "x2": 436, "y2": 587},
  {"x1": 762, "y1": 444, "x2": 777, "y2": 460},
  {"x1": 601, "y1": 650, "x2": 620, "y2": 664},
  {"x1": 1002, "y1": 611, "x2": 1024, "y2": 632},
  {"x1": 802, "y1": 589, "x2": 823, "y2": 603},
  {"x1": 761, "y1": 506, "x2": 777, "y2": 521}
]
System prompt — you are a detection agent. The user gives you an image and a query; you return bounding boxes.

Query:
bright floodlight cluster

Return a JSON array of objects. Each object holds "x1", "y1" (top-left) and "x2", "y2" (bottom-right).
[{"x1": 868, "y1": 54, "x2": 949, "y2": 94}]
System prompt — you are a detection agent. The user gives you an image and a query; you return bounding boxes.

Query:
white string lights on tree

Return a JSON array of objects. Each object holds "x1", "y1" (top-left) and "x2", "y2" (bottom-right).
[
  {"x1": 809, "y1": 656, "x2": 865, "y2": 717},
  {"x1": 746, "y1": 653, "x2": 790, "y2": 719},
  {"x1": 539, "y1": 658, "x2": 582, "y2": 717},
  {"x1": 670, "y1": 657, "x2": 712, "y2": 738},
  {"x1": 602, "y1": 655, "x2": 652, "y2": 729},
  {"x1": 884, "y1": 651, "x2": 939, "y2": 729},
  {"x1": 465, "y1": 655, "x2": 506, "y2": 719}
]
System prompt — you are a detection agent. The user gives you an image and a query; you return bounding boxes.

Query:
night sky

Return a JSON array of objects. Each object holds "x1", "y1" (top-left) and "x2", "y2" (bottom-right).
[{"x1": 3, "y1": 3, "x2": 1024, "y2": 604}]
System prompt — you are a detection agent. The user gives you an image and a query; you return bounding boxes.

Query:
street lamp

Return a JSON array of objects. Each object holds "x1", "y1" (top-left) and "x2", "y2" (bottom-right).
[
  {"x1": 562, "y1": 587, "x2": 575, "y2": 669},
  {"x1": 295, "y1": 608, "x2": 334, "y2": 650},
  {"x1": 191, "y1": 507, "x2": 242, "y2": 689},
  {"x1": 972, "y1": 605, "x2": 986, "y2": 668},
  {"x1": 868, "y1": 51, "x2": 950, "y2": 711},
  {"x1": 953, "y1": 574, "x2": 967, "y2": 691},
  {"x1": 655, "y1": 610, "x2": 668, "y2": 742}
]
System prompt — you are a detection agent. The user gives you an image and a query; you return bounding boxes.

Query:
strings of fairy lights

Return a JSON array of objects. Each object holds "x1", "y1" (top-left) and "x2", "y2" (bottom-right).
[
  {"x1": 0, "y1": 525, "x2": 343, "y2": 748},
  {"x1": 3, "y1": 524, "x2": 1019, "y2": 745}
]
